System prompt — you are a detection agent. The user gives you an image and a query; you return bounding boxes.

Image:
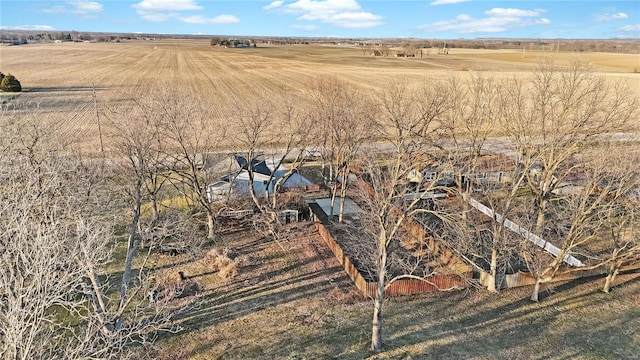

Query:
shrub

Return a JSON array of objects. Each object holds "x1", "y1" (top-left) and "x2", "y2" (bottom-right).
[
  {"x1": 204, "y1": 248, "x2": 238, "y2": 279},
  {"x1": 0, "y1": 73, "x2": 21, "y2": 92}
]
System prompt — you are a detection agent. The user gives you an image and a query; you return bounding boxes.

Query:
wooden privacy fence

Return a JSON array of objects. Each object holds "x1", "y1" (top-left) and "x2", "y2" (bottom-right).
[{"x1": 314, "y1": 221, "x2": 472, "y2": 298}]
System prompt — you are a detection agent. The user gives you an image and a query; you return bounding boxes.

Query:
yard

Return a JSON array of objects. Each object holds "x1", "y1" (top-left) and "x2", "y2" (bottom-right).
[{"x1": 146, "y1": 221, "x2": 640, "y2": 359}]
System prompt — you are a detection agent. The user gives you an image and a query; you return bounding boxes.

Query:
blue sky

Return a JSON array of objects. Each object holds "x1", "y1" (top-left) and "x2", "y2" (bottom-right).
[{"x1": 1, "y1": 0, "x2": 639, "y2": 39}]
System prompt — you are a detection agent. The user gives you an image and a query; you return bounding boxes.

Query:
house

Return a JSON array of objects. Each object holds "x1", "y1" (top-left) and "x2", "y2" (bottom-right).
[
  {"x1": 460, "y1": 154, "x2": 516, "y2": 188},
  {"x1": 206, "y1": 155, "x2": 318, "y2": 202}
]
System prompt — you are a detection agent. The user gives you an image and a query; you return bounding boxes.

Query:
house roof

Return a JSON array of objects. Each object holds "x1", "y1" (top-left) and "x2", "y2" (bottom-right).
[{"x1": 235, "y1": 155, "x2": 272, "y2": 177}]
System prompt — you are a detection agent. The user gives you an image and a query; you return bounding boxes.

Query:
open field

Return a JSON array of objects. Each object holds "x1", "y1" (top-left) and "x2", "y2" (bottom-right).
[{"x1": 1, "y1": 40, "x2": 638, "y2": 151}]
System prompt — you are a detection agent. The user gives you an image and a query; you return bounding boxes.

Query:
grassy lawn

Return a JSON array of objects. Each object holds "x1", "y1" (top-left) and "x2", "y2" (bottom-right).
[{"x1": 144, "y1": 222, "x2": 640, "y2": 360}]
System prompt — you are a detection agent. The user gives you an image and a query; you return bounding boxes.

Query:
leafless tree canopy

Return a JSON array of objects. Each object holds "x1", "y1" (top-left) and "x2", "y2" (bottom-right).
[{"x1": 0, "y1": 101, "x2": 191, "y2": 360}]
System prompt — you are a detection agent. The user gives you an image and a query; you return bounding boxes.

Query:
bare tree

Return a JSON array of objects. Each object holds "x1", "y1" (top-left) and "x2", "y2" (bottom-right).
[
  {"x1": 361, "y1": 79, "x2": 453, "y2": 351},
  {"x1": 229, "y1": 97, "x2": 314, "y2": 245},
  {"x1": 435, "y1": 73, "x2": 523, "y2": 292},
  {"x1": 601, "y1": 195, "x2": 640, "y2": 293},
  {"x1": 152, "y1": 85, "x2": 224, "y2": 240},
  {"x1": 331, "y1": 87, "x2": 376, "y2": 223},
  {"x1": 522, "y1": 145, "x2": 635, "y2": 301},
  {"x1": 0, "y1": 108, "x2": 181, "y2": 359},
  {"x1": 597, "y1": 145, "x2": 640, "y2": 293},
  {"x1": 307, "y1": 76, "x2": 353, "y2": 214},
  {"x1": 108, "y1": 104, "x2": 161, "y2": 311},
  {"x1": 500, "y1": 59, "x2": 637, "y2": 235},
  {"x1": 264, "y1": 100, "x2": 314, "y2": 210},
  {"x1": 228, "y1": 100, "x2": 276, "y2": 216}
]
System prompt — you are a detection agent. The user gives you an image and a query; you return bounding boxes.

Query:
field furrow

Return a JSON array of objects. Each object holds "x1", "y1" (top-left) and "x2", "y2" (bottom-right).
[{"x1": 2, "y1": 40, "x2": 638, "y2": 151}]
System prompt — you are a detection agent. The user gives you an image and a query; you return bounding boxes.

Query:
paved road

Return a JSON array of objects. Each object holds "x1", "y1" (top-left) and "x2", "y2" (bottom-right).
[{"x1": 269, "y1": 132, "x2": 639, "y2": 163}]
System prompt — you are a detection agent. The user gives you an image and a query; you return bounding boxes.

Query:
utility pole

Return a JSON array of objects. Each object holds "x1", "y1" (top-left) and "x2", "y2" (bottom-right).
[{"x1": 93, "y1": 86, "x2": 104, "y2": 154}]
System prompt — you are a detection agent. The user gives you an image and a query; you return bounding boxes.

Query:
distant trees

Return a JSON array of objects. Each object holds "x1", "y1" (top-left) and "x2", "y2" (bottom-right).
[
  {"x1": 210, "y1": 38, "x2": 256, "y2": 48},
  {"x1": 0, "y1": 73, "x2": 21, "y2": 92}
]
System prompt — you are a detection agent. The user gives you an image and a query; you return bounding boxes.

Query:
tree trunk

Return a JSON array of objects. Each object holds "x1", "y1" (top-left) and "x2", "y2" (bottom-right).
[
  {"x1": 535, "y1": 197, "x2": 548, "y2": 235},
  {"x1": 531, "y1": 277, "x2": 541, "y2": 302},
  {"x1": 121, "y1": 179, "x2": 142, "y2": 310},
  {"x1": 247, "y1": 169, "x2": 263, "y2": 212},
  {"x1": 338, "y1": 168, "x2": 348, "y2": 223},
  {"x1": 338, "y1": 193, "x2": 346, "y2": 223},
  {"x1": 371, "y1": 233, "x2": 388, "y2": 351},
  {"x1": 271, "y1": 187, "x2": 278, "y2": 209},
  {"x1": 206, "y1": 210, "x2": 215, "y2": 240},
  {"x1": 603, "y1": 273, "x2": 613, "y2": 294},
  {"x1": 330, "y1": 181, "x2": 337, "y2": 217},
  {"x1": 488, "y1": 247, "x2": 498, "y2": 292},
  {"x1": 151, "y1": 193, "x2": 159, "y2": 224},
  {"x1": 603, "y1": 261, "x2": 620, "y2": 293}
]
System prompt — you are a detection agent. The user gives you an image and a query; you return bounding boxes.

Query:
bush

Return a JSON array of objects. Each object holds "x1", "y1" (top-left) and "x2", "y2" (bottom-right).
[{"x1": 0, "y1": 73, "x2": 21, "y2": 92}]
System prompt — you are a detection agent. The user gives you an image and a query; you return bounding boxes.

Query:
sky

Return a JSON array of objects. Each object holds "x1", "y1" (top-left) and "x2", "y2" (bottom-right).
[{"x1": 1, "y1": 0, "x2": 639, "y2": 39}]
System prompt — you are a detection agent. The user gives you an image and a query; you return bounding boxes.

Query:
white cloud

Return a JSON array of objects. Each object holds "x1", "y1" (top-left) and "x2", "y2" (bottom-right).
[
  {"x1": 327, "y1": 11, "x2": 383, "y2": 28},
  {"x1": 485, "y1": 8, "x2": 544, "y2": 17},
  {"x1": 430, "y1": 0, "x2": 471, "y2": 5},
  {"x1": 597, "y1": 12, "x2": 629, "y2": 21},
  {"x1": 0, "y1": 25, "x2": 56, "y2": 31},
  {"x1": 42, "y1": 6, "x2": 67, "y2": 14},
  {"x1": 418, "y1": 7, "x2": 550, "y2": 34},
  {"x1": 286, "y1": 0, "x2": 361, "y2": 13},
  {"x1": 69, "y1": 1, "x2": 103, "y2": 14},
  {"x1": 179, "y1": 14, "x2": 239, "y2": 24},
  {"x1": 132, "y1": 0, "x2": 238, "y2": 25},
  {"x1": 618, "y1": 24, "x2": 640, "y2": 32},
  {"x1": 132, "y1": 0, "x2": 202, "y2": 11},
  {"x1": 263, "y1": 1, "x2": 284, "y2": 10},
  {"x1": 271, "y1": 0, "x2": 383, "y2": 29},
  {"x1": 42, "y1": 1, "x2": 103, "y2": 15}
]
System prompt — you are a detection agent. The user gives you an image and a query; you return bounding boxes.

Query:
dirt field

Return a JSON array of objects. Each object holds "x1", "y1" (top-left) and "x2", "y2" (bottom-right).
[{"x1": 1, "y1": 40, "x2": 638, "y2": 151}]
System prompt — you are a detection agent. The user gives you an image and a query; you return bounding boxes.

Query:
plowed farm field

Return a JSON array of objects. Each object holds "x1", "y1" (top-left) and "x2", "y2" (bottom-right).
[{"x1": 1, "y1": 39, "x2": 638, "y2": 150}]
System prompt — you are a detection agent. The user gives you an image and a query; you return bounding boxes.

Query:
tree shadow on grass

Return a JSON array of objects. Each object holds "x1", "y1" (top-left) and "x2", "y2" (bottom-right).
[
  {"x1": 370, "y1": 273, "x2": 640, "y2": 360},
  {"x1": 154, "y1": 230, "x2": 356, "y2": 356}
]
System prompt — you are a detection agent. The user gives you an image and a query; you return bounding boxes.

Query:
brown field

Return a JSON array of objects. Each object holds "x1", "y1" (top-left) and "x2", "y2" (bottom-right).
[{"x1": 1, "y1": 40, "x2": 639, "y2": 150}]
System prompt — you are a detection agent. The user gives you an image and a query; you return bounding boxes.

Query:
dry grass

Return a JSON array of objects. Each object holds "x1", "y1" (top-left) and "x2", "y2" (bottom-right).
[{"x1": 140, "y1": 221, "x2": 640, "y2": 360}]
